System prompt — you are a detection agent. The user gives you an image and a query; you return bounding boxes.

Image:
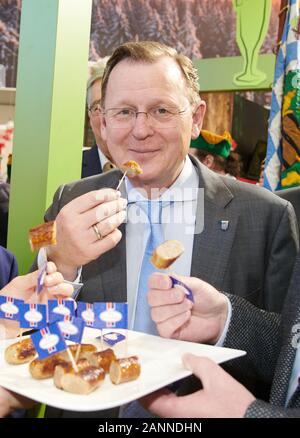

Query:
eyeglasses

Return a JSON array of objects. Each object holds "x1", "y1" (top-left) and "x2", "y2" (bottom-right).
[
  {"x1": 88, "y1": 100, "x2": 102, "y2": 116},
  {"x1": 103, "y1": 106, "x2": 189, "y2": 129}
]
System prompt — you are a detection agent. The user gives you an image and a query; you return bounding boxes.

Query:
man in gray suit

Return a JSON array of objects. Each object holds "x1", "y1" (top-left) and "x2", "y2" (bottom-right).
[
  {"x1": 45, "y1": 41, "x2": 298, "y2": 313},
  {"x1": 144, "y1": 251, "x2": 300, "y2": 417},
  {"x1": 43, "y1": 42, "x2": 297, "y2": 416}
]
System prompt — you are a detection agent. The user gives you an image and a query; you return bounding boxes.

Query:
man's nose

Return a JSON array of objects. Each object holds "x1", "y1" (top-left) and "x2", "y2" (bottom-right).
[{"x1": 131, "y1": 112, "x2": 154, "y2": 138}]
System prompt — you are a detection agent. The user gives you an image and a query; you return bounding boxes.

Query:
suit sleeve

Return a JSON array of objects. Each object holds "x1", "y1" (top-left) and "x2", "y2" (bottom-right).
[
  {"x1": 223, "y1": 294, "x2": 281, "y2": 385},
  {"x1": 44, "y1": 184, "x2": 66, "y2": 222},
  {"x1": 246, "y1": 399, "x2": 300, "y2": 418},
  {"x1": 263, "y1": 201, "x2": 299, "y2": 312}
]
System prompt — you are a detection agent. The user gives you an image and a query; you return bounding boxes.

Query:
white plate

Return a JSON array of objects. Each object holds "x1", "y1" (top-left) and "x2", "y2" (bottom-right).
[{"x1": 0, "y1": 328, "x2": 245, "y2": 412}]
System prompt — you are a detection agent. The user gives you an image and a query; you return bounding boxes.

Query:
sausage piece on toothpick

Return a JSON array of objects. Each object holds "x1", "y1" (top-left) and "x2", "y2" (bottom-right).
[
  {"x1": 56, "y1": 365, "x2": 105, "y2": 394},
  {"x1": 120, "y1": 160, "x2": 143, "y2": 177},
  {"x1": 116, "y1": 160, "x2": 142, "y2": 190},
  {"x1": 109, "y1": 356, "x2": 141, "y2": 384},
  {"x1": 5, "y1": 338, "x2": 36, "y2": 365}
]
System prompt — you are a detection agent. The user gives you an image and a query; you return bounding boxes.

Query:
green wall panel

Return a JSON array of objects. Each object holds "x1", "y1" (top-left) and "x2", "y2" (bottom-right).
[
  {"x1": 194, "y1": 54, "x2": 275, "y2": 92},
  {"x1": 8, "y1": 0, "x2": 92, "y2": 273}
]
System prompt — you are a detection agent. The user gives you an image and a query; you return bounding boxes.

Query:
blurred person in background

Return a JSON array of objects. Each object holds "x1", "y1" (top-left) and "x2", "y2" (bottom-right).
[
  {"x1": 82, "y1": 57, "x2": 115, "y2": 178},
  {"x1": 190, "y1": 130, "x2": 242, "y2": 178}
]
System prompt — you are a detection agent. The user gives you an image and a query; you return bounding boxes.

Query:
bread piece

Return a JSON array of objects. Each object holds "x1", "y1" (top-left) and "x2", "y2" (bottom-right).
[
  {"x1": 53, "y1": 358, "x2": 91, "y2": 388},
  {"x1": 29, "y1": 344, "x2": 96, "y2": 379},
  {"x1": 151, "y1": 240, "x2": 184, "y2": 269},
  {"x1": 65, "y1": 343, "x2": 97, "y2": 358},
  {"x1": 29, "y1": 353, "x2": 67, "y2": 379},
  {"x1": 109, "y1": 356, "x2": 140, "y2": 385},
  {"x1": 29, "y1": 221, "x2": 57, "y2": 251},
  {"x1": 5, "y1": 338, "x2": 36, "y2": 365},
  {"x1": 86, "y1": 348, "x2": 116, "y2": 373},
  {"x1": 58, "y1": 366, "x2": 105, "y2": 394}
]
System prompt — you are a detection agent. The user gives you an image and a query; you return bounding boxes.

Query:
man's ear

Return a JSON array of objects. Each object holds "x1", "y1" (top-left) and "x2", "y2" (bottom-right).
[
  {"x1": 100, "y1": 114, "x2": 107, "y2": 142},
  {"x1": 191, "y1": 100, "x2": 206, "y2": 139}
]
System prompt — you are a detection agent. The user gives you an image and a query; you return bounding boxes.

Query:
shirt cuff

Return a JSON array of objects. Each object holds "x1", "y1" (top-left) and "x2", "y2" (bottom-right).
[{"x1": 215, "y1": 296, "x2": 232, "y2": 347}]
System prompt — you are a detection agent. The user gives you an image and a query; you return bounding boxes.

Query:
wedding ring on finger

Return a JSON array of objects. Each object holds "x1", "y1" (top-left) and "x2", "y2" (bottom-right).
[{"x1": 92, "y1": 223, "x2": 102, "y2": 240}]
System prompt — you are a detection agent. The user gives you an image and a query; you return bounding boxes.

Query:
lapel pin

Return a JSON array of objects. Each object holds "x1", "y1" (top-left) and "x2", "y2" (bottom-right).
[{"x1": 220, "y1": 220, "x2": 229, "y2": 231}]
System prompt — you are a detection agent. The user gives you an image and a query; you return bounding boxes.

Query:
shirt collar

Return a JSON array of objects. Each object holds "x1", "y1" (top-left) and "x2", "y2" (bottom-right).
[
  {"x1": 97, "y1": 147, "x2": 110, "y2": 169},
  {"x1": 125, "y1": 155, "x2": 199, "y2": 203}
]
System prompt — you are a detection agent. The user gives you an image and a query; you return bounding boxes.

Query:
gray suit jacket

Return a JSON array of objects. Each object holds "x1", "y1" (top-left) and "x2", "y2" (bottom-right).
[
  {"x1": 225, "y1": 249, "x2": 300, "y2": 417},
  {"x1": 45, "y1": 155, "x2": 299, "y2": 313},
  {"x1": 276, "y1": 186, "x2": 300, "y2": 236}
]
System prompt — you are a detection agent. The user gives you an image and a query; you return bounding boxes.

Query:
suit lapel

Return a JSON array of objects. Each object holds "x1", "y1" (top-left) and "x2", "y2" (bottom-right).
[
  {"x1": 97, "y1": 222, "x2": 127, "y2": 303},
  {"x1": 190, "y1": 157, "x2": 238, "y2": 289},
  {"x1": 82, "y1": 145, "x2": 102, "y2": 177}
]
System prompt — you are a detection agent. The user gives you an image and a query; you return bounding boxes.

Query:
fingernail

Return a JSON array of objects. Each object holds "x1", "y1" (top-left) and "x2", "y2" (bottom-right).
[
  {"x1": 121, "y1": 198, "x2": 128, "y2": 208},
  {"x1": 116, "y1": 191, "x2": 121, "y2": 198}
]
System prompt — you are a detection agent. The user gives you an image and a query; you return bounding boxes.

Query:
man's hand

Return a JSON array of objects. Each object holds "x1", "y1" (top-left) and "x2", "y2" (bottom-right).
[
  {"x1": 0, "y1": 386, "x2": 35, "y2": 417},
  {"x1": 142, "y1": 354, "x2": 255, "y2": 418},
  {"x1": 47, "y1": 188, "x2": 127, "y2": 280},
  {"x1": 148, "y1": 273, "x2": 228, "y2": 344}
]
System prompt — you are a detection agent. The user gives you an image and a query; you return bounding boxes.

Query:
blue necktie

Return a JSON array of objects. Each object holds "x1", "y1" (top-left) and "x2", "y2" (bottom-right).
[{"x1": 133, "y1": 200, "x2": 166, "y2": 335}]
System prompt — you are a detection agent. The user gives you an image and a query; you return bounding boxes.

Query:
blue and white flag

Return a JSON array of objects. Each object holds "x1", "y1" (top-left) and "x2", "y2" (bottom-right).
[
  {"x1": 31, "y1": 323, "x2": 67, "y2": 359},
  {"x1": 102, "y1": 331, "x2": 126, "y2": 346},
  {"x1": 264, "y1": 0, "x2": 300, "y2": 191},
  {"x1": 48, "y1": 299, "x2": 76, "y2": 323},
  {"x1": 19, "y1": 303, "x2": 47, "y2": 329},
  {"x1": 77, "y1": 302, "x2": 99, "y2": 328},
  {"x1": 170, "y1": 276, "x2": 194, "y2": 302},
  {"x1": 0, "y1": 296, "x2": 24, "y2": 321},
  {"x1": 57, "y1": 315, "x2": 85, "y2": 343},
  {"x1": 97, "y1": 302, "x2": 128, "y2": 329}
]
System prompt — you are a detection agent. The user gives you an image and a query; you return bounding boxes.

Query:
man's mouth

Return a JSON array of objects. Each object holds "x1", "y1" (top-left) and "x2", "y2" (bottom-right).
[{"x1": 128, "y1": 149, "x2": 160, "y2": 154}]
